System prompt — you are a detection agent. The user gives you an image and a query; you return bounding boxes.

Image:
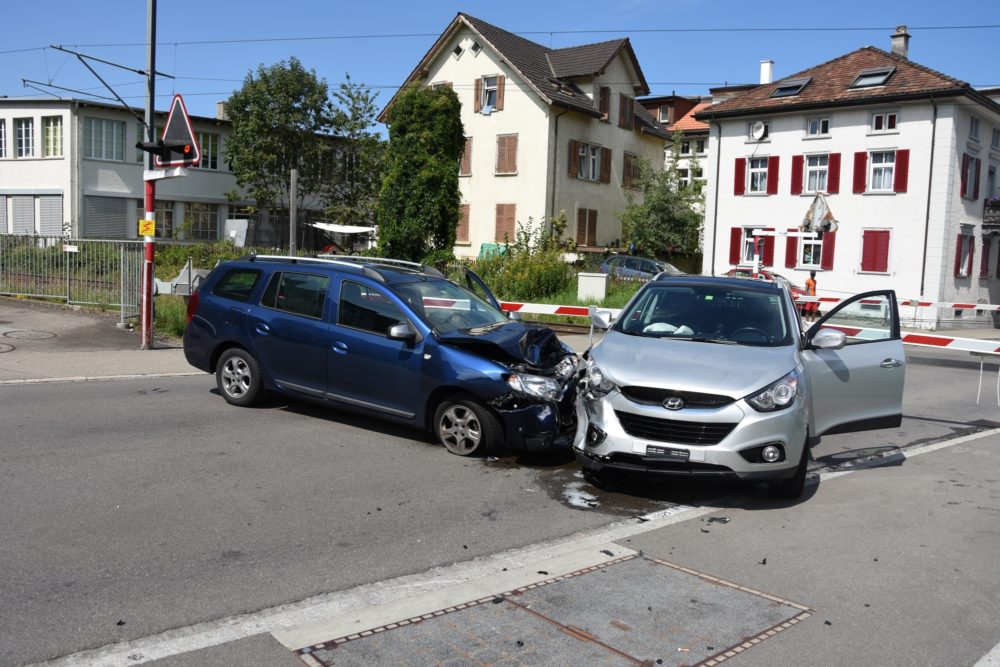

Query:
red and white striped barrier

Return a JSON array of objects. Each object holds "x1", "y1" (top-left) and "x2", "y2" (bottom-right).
[{"x1": 499, "y1": 301, "x2": 622, "y2": 318}]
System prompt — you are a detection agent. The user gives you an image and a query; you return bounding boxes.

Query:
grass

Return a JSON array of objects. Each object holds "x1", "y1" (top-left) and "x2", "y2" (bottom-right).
[{"x1": 153, "y1": 295, "x2": 188, "y2": 340}]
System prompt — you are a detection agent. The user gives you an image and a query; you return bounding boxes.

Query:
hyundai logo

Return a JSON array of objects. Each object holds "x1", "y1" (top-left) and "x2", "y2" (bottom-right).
[{"x1": 663, "y1": 396, "x2": 685, "y2": 410}]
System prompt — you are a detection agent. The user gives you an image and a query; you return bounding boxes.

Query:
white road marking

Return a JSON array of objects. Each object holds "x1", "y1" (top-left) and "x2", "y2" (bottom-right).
[{"x1": 0, "y1": 372, "x2": 202, "y2": 385}]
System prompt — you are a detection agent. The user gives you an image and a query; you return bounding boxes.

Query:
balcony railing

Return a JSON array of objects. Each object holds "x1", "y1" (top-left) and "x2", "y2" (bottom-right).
[{"x1": 985, "y1": 199, "x2": 1000, "y2": 229}]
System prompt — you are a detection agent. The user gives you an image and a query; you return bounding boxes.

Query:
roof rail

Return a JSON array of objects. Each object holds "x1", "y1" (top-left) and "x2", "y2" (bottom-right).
[
  {"x1": 244, "y1": 254, "x2": 385, "y2": 281},
  {"x1": 319, "y1": 255, "x2": 446, "y2": 279}
]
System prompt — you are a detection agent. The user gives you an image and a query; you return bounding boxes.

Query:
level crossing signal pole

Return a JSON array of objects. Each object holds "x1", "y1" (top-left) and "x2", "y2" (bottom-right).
[{"x1": 140, "y1": 0, "x2": 157, "y2": 350}]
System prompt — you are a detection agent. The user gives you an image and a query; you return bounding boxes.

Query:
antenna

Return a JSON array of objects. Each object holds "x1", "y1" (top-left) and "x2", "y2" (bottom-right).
[{"x1": 750, "y1": 121, "x2": 767, "y2": 141}]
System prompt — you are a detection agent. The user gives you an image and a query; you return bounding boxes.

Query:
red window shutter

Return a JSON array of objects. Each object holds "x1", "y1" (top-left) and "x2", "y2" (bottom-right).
[
  {"x1": 766, "y1": 156, "x2": 779, "y2": 195},
  {"x1": 853, "y1": 152, "x2": 868, "y2": 193},
  {"x1": 600, "y1": 147, "x2": 611, "y2": 183},
  {"x1": 861, "y1": 231, "x2": 875, "y2": 272},
  {"x1": 790, "y1": 155, "x2": 804, "y2": 195},
  {"x1": 568, "y1": 140, "x2": 579, "y2": 178},
  {"x1": 974, "y1": 158, "x2": 982, "y2": 200},
  {"x1": 474, "y1": 78, "x2": 482, "y2": 113},
  {"x1": 460, "y1": 137, "x2": 472, "y2": 175},
  {"x1": 457, "y1": 204, "x2": 470, "y2": 242},
  {"x1": 762, "y1": 228, "x2": 775, "y2": 266},
  {"x1": 960, "y1": 153, "x2": 969, "y2": 197},
  {"x1": 828, "y1": 153, "x2": 841, "y2": 194},
  {"x1": 954, "y1": 235, "x2": 963, "y2": 276},
  {"x1": 734, "y1": 158, "x2": 746, "y2": 196},
  {"x1": 967, "y1": 237, "x2": 976, "y2": 277},
  {"x1": 785, "y1": 228, "x2": 798, "y2": 268},
  {"x1": 894, "y1": 149, "x2": 909, "y2": 193},
  {"x1": 729, "y1": 228, "x2": 742, "y2": 265},
  {"x1": 820, "y1": 231, "x2": 836, "y2": 270},
  {"x1": 496, "y1": 75, "x2": 505, "y2": 111},
  {"x1": 981, "y1": 238, "x2": 991, "y2": 277},
  {"x1": 874, "y1": 231, "x2": 890, "y2": 272},
  {"x1": 862, "y1": 230, "x2": 891, "y2": 272}
]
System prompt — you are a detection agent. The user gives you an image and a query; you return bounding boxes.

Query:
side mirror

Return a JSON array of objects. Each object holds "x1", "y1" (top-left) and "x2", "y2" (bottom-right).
[
  {"x1": 387, "y1": 323, "x2": 417, "y2": 344},
  {"x1": 590, "y1": 309, "x2": 613, "y2": 330},
  {"x1": 810, "y1": 327, "x2": 846, "y2": 350},
  {"x1": 508, "y1": 311, "x2": 522, "y2": 322}
]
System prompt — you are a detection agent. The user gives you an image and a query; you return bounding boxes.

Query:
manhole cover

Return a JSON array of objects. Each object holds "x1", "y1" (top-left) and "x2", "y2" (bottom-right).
[
  {"x1": 3, "y1": 330, "x2": 56, "y2": 340},
  {"x1": 0, "y1": 342, "x2": 14, "y2": 353}
]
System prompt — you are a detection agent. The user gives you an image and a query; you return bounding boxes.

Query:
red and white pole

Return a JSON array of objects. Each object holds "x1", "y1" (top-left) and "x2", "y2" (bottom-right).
[{"x1": 140, "y1": 0, "x2": 157, "y2": 350}]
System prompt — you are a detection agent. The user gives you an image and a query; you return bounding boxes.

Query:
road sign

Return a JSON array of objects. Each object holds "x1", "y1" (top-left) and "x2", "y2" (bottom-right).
[
  {"x1": 138, "y1": 218, "x2": 156, "y2": 236},
  {"x1": 154, "y1": 94, "x2": 201, "y2": 168}
]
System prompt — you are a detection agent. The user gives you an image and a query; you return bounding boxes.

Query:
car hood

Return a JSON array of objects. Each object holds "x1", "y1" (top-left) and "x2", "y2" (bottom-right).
[
  {"x1": 438, "y1": 322, "x2": 569, "y2": 371},
  {"x1": 591, "y1": 330, "x2": 797, "y2": 398}
]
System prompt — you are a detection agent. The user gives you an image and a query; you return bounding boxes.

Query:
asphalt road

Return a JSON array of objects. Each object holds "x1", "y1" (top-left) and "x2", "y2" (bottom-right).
[{"x1": 1, "y1": 321, "x2": 999, "y2": 664}]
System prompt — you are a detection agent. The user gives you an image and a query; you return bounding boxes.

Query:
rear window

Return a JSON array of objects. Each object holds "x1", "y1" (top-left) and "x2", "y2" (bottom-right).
[{"x1": 212, "y1": 269, "x2": 261, "y2": 302}]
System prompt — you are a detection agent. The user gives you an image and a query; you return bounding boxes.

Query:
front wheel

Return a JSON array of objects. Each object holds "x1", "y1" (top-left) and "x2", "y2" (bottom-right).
[
  {"x1": 216, "y1": 348, "x2": 263, "y2": 407},
  {"x1": 769, "y1": 440, "x2": 810, "y2": 499},
  {"x1": 433, "y1": 396, "x2": 501, "y2": 456}
]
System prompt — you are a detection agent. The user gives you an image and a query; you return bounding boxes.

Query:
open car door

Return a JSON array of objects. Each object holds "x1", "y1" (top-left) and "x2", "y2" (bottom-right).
[
  {"x1": 802, "y1": 290, "x2": 905, "y2": 436},
  {"x1": 464, "y1": 269, "x2": 503, "y2": 313}
]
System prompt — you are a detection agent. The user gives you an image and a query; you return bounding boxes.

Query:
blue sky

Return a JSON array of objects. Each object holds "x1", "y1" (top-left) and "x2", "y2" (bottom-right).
[{"x1": 2, "y1": 0, "x2": 998, "y2": 123}]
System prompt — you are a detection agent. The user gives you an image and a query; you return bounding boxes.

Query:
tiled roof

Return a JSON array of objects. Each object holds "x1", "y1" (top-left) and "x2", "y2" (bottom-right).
[
  {"x1": 697, "y1": 47, "x2": 981, "y2": 119},
  {"x1": 670, "y1": 101, "x2": 712, "y2": 132}
]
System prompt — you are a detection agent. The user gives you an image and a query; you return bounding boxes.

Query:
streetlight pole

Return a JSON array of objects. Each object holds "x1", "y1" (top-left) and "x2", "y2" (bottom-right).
[{"x1": 140, "y1": 0, "x2": 157, "y2": 349}]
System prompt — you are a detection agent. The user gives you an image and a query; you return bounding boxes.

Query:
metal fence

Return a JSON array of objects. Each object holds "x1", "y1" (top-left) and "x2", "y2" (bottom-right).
[{"x1": 0, "y1": 234, "x2": 144, "y2": 323}]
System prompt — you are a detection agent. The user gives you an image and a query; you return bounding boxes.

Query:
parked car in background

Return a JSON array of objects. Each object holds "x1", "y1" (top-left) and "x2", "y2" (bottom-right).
[
  {"x1": 576, "y1": 274, "x2": 905, "y2": 498},
  {"x1": 183, "y1": 255, "x2": 580, "y2": 457},
  {"x1": 600, "y1": 255, "x2": 685, "y2": 280},
  {"x1": 725, "y1": 266, "x2": 806, "y2": 300}
]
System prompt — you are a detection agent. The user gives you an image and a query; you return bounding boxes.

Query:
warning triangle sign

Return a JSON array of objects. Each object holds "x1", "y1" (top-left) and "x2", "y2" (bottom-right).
[{"x1": 155, "y1": 94, "x2": 201, "y2": 168}]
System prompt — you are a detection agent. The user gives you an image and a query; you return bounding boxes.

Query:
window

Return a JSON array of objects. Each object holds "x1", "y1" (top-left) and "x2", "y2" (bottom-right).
[
  {"x1": 495, "y1": 203, "x2": 516, "y2": 243},
  {"x1": 198, "y1": 132, "x2": 219, "y2": 169},
  {"x1": 338, "y1": 281, "x2": 406, "y2": 334},
  {"x1": 678, "y1": 168, "x2": 689, "y2": 184},
  {"x1": 695, "y1": 139, "x2": 706, "y2": 154},
  {"x1": 806, "y1": 117, "x2": 830, "y2": 136},
  {"x1": 482, "y1": 76, "x2": 498, "y2": 109},
  {"x1": 452, "y1": 45, "x2": 463, "y2": 59},
  {"x1": 871, "y1": 111, "x2": 897, "y2": 133},
  {"x1": 495, "y1": 134, "x2": 517, "y2": 174},
  {"x1": 741, "y1": 227, "x2": 761, "y2": 263},
  {"x1": 770, "y1": 77, "x2": 810, "y2": 98},
  {"x1": 184, "y1": 202, "x2": 218, "y2": 240},
  {"x1": 83, "y1": 117, "x2": 125, "y2": 161},
  {"x1": 260, "y1": 272, "x2": 329, "y2": 320},
  {"x1": 212, "y1": 269, "x2": 261, "y2": 302},
  {"x1": 860, "y1": 230, "x2": 890, "y2": 273},
  {"x1": 42, "y1": 116, "x2": 62, "y2": 157},
  {"x1": 989, "y1": 164, "x2": 998, "y2": 199},
  {"x1": 576, "y1": 208, "x2": 598, "y2": 246},
  {"x1": 970, "y1": 117, "x2": 980, "y2": 141},
  {"x1": 691, "y1": 168, "x2": 705, "y2": 192},
  {"x1": 680, "y1": 140, "x2": 691, "y2": 155},
  {"x1": 623, "y1": 153, "x2": 641, "y2": 188},
  {"x1": 15, "y1": 118, "x2": 34, "y2": 158},
  {"x1": 155, "y1": 200, "x2": 174, "y2": 239},
  {"x1": 799, "y1": 236, "x2": 823, "y2": 268},
  {"x1": 457, "y1": 203, "x2": 470, "y2": 243},
  {"x1": 578, "y1": 142, "x2": 601, "y2": 181},
  {"x1": 658, "y1": 104, "x2": 670, "y2": 124},
  {"x1": 806, "y1": 154, "x2": 829, "y2": 193},
  {"x1": 850, "y1": 66, "x2": 895, "y2": 88},
  {"x1": 961, "y1": 153, "x2": 982, "y2": 200},
  {"x1": 618, "y1": 95, "x2": 635, "y2": 130},
  {"x1": 955, "y1": 231, "x2": 975, "y2": 278},
  {"x1": 747, "y1": 120, "x2": 769, "y2": 141},
  {"x1": 471, "y1": 41, "x2": 482, "y2": 56},
  {"x1": 459, "y1": 137, "x2": 472, "y2": 176},
  {"x1": 748, "y1": 157, "x2": 769, "y2": 193},
  {"x1": 869, "y1": 151, "x2": 896, "y2": 192},
  {"x1": 992, "y1": 128, "x2": 1000, "y2": 150},
  {"x1": 599, "y1": 87, "x2": 611, "y2": 122},
  {"x1": 0, "y1": 119, "x2": 5, "y2": 158}
]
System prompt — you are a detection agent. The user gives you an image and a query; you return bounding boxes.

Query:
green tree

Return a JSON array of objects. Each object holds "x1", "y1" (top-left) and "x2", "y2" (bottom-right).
[
  {"x1": 619, "y1": 132, "x2": 704, "y2": 256},
  {"x1": 224, "y1": 57, "x2": 334, "y2": 211},
  {"x1": 376, "y1": 85, "x2": 465, "y2": 262},
  {"x1": 324, "y1": 74, "x2": 385, "y2": 227}
]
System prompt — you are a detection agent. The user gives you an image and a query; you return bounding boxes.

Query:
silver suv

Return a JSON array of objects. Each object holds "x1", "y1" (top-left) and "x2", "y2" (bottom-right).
[{"x1": 575, "y1": 275, "x2": 905, "y2": 498}]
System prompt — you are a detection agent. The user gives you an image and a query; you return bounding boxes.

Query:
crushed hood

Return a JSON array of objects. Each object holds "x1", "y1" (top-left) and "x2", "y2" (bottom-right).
[{"x1": 438, "y1": 322, "x2": 569, "y2": 371}]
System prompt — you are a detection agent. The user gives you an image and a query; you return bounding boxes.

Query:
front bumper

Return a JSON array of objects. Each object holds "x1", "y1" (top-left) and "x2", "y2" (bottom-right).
[
  {"x1": 573, "y1": 389, "x2": 808, "y2": 480},
  {"x1": 495, "y1": 378, "x2": 581, "y2": 453}
]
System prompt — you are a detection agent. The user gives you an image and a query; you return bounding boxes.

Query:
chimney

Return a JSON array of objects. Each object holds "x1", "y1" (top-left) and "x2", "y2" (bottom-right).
[
  {"x1": 891, "y1": 25, "x2": 910, "y2": 58},
  {"x1": 216, "y1": 102, "x2": 229, "y2": 121},
  {"x1": 759, "y1": 60, "x2": 774, "y2": 85}
]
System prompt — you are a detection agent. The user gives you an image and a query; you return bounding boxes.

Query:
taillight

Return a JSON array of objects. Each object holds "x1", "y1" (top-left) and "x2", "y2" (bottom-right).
[{"x1": 185, "y1": 290, "x2": 200, "y2": 324}]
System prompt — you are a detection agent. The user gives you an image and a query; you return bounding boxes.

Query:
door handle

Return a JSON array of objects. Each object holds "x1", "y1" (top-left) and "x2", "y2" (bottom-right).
[
  {"x1": 332, "y1": 341, "x2": 348, "y2": 355},
  {"x1": 880, "y1": 358, "x2": 903, "y2": 369},
  {"x1": 255, "y1": 323, "x2": 271, "y2": 335}
]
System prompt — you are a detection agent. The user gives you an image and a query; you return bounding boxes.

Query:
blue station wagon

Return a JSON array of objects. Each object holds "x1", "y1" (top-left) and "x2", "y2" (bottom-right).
[{"x1": 182, "y1": 255, "x2": 581, "y2": 456}]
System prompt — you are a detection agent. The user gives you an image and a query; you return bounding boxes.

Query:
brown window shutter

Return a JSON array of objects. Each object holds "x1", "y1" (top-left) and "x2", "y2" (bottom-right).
[
  {"x1": 457, "y1": 204, "x2": 470, "y2": 242},
  {"x1": 495, "y1": 135, "x2": 504, "y2": 173},
  {"x1": 460, "y1": 137, "x2": 472, "y2": 175},
  {"x1": 496, "y1": 75, "x2": 505, "y2": 111},
  {"x1": 495, "y1": 204, "x2": 515, "y2": 243},
  {"x1": 577, "y1": 209, "x2": 587, "y2": 244},
  {"x1": 508, "y1": 134, "x2": 517, "y2": 173},
  {"x1": 627, "y1": 97, "x2": 635, "y2": 130},
  {"x1": 569, "y1": 139, "x2": 579, "y2": 178},
  {"x1": 827, "y1": 153, "x2": 841, "y2": 194},
  {"x1": 600, "y1": 147, "x2": 611, "y2": 183},
  {"x1": 588, "y1": 210, "x2": 598, "y2": 246},
  {"x1": 599, "y1": 87, "x2": 610, "y2": 121},
  {"x1": 506, "y1": 204, "x2": 516, "y2": 241},
  {"x1": 618, "y1": 95, "x2": 627, "y2": 128},
  {"x1": 785, "y1": 228, "x2": 798, "y2": 268},
  {"x1": 474, "y1": 78, "x2": 482, "y2": 113}
]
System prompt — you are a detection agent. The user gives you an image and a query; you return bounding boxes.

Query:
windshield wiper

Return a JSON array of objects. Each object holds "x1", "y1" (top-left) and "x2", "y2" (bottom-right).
[{"x1": 673, "y1": 336, "x2": 738, "y2": 344}]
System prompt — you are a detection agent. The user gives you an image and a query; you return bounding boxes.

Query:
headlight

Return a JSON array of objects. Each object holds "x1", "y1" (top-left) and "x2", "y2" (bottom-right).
[
  {"x1": 507, "y1": 373, "x2": 561, "y2": 402},
  {"x1": 585, "y1": 358, "x2": 617, "y2": 397},
  {"x1": 554, "y1": 354, "x2": 579, "y2": 381},
  {"x1": 746, "y1": 370, "x2": 799, "y2": 412}
]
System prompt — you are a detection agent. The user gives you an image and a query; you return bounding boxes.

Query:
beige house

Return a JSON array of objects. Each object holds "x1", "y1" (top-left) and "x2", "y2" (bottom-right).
[{"x1": 380, "y1": 13, "x2": 669, "y2": 257}]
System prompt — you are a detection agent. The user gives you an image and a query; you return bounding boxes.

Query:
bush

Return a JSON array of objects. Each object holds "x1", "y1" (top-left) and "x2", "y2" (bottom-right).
[{"x1": 465, "y1": 218, "x2": 572, "y2": 302}]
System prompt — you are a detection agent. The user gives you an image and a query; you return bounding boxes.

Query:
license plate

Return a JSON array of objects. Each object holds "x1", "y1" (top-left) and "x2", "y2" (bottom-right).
[{"x1": 645, "y1": 445, "x2": 689, "y2": 461}]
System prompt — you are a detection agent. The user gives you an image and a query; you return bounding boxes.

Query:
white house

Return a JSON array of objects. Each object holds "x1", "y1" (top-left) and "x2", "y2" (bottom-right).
[
  {"x1": 0, "y1": 98, "x2": 248, "y2": 240},
  {"x1": 379, "y1": 13, "x2": 669, "y2": 257},
  {"x1": 696, "y1": 27, "x2": 1000, "y2": 328}
]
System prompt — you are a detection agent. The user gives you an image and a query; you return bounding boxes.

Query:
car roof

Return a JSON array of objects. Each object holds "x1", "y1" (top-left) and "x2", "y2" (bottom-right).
[
  {"x1": 227, "y1": 255, "x2": 447, "y2": 285},
  {"x1": 651, "y1": 274, "x2": 786, "y2": 294}
]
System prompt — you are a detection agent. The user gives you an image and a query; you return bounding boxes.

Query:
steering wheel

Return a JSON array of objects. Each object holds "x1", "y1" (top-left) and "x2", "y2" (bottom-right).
[{"x1": 730, "y1": 326, "x2": 769, "y2": 340}]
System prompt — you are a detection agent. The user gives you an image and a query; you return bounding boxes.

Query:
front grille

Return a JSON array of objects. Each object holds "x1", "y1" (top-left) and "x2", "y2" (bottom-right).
[
  {"x1": 614, "y1": 410, "x2": 736, "y2": 445},
  {"x1": 620, "y1": 386, "x2": 734, "y2": 409}
]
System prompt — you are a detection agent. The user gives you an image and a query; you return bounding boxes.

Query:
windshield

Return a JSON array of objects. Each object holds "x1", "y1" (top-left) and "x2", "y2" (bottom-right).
[
  {"x1": 613, "y1": 284, "x2": 792, "y2": 346},
  {"x1": 394, "y1": 279, "x2": 507, "y2": 334}
]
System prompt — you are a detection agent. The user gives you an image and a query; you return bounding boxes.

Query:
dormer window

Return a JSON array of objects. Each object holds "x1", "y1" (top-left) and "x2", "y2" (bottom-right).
[
  {"x1": 770, "y1": 77, "x2": 810, "y2": 98},
  {"x1": 850, "y1": 66, "x2": 895, "y2": 89}
]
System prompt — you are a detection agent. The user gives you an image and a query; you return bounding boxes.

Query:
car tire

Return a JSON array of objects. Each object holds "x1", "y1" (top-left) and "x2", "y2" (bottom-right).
[
  {"x1": 583, "y1": 468, "x2": 612, "y2": 490},
  {"x1": 216, "y1": 348, "x2": 263, "y2": 407},
  {"x1": 769, "y1": 441, "x2": 810, "y2": 499},
  {"x1": 433, "y1": 396, "x2": 501, "y2": 457}
]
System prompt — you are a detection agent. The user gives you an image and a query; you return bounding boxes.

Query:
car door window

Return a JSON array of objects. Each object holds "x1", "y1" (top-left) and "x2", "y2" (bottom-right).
[
  {"x1": 213, "y1": 269, "x2": 261, "y2": 302},
  {"x1": 338, "y1": 281, "x2": 406, "y2": 336},
  {"x1": 260, "y1": 272, "x2": 329, "y2": 319},
  {"x1": 624, "y1": 257, "x2": 640, "y2": 270},
  {"x1": 815, "y1": 292, "x2": 896, "y2": 344}
]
